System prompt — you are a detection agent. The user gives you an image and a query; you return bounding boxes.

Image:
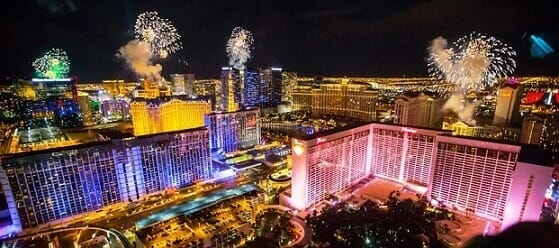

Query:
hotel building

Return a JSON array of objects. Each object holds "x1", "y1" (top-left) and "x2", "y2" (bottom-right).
[
  {"x1": 204, "y1": 109, "x2": 261, "y2": 154},
  {"x1": 130, "y1": 98, "x2": 211, "y2": 136},
  {"x1": 394, "y1": 92, "x2": 443, "y2": 129},
  {"x1": 493, "y1": 84, "x2": 523, "y2": 127},
  {"x1": 217, "y1": 67, "x2": 242, "y2": 112},
  {"x1": 292, "y1": 82, "x2": 377, "y2": 121},
  {"x1": 282, "y1": 122, "x2": 553, "y2": 231},
  {"x1": 281, "y1": 71, "x2": 297, "y2": 103},
  {"x1": 0, "y1": 128, "x2": 212, "y2": 232}
]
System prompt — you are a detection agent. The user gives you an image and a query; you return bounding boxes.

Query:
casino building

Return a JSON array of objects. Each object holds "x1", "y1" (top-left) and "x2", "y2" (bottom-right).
[
  {"x1": 0, "y1": 128, "x2": 212, "y2": 232},
  {"x1": 282, "y1": 122, "x2": 553, "y2": 231}
]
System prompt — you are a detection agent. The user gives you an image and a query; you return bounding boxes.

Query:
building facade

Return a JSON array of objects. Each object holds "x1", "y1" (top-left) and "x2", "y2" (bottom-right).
[
  {"x1": 292, "y1": 82, "x2": 377, "y2": 121},
  {"x1": 281, "y1": 71, "x2": 297, "y2": 103},
  {"x1": 130, "y1": 98, "x2": 210, "y2": 136},
  {"x1": 204, "y1": 109, "x2": 261, "y2": 154},
  {"x1": 0, "y1": 128, "x2": 212, "y2": 232},
  {"x1": 520, "y1": 115, "x2": 545, "y2": 145},
  {"x1": 394, "y1": 92, "x2": 443, "y2": 129},
  {"x1": 283, "y1": 122, "x2": 553, "y2": 231},
  {"x1": 493, "y1": 85, "x2": 523, "y2": 127}
]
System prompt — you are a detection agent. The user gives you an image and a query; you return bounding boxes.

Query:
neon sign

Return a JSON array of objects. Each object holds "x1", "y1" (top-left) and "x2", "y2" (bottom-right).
[
  {"x1": 317, "y1": 138, "x2": 327, "y2": 143},
  {"x1": 402, "y1": 127, "x2": 417, "y2": 133}
]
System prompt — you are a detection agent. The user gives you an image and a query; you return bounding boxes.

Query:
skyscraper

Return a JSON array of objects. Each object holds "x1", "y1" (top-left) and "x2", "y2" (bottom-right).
[
  {"x1": 493, "y1": 84, "x2": 523, "y2": 127},
  {"x1": 394, "y1": 92, "x2": 443, "y2": 128},
  {"x1": 281, "y1": 71, "x2": 297, "y2": 103},
  {"x1": 170, "y1": 74, "x2": 186, "y2": 95},
  {"x1": 77, "y1": 92, "x2": 93, "y2": 125},
  {"x1": 520, "y1": 115, "x2": 545, "y2": 145},
  {"x1": 186, "y1": 73, "x2": 195, "y2": 96},
  {"x1": 204, "y1": 109, "x2": 261, "y2": 154},
  {"x1": 217, "y1": 67, "x2": 241, "y2": 112}
]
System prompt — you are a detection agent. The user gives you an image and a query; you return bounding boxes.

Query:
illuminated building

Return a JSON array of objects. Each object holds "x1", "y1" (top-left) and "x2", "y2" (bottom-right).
[
  {"x1": 170, "y1": 74, "x2": 186, "y2": 95},
  {"x1": 30, "y1": 77, "x2": 78, "y2": 101},
  {"x1": 133, "y1": 80, "x2": 171, "y2": 99},
  {"x1": 370, "y1": 124, "x2": 440, "y2": 186},
  {"x1": 520, "y1": 115, "x2": 544, "y2": 145},
  {"x1": 292, "y1": 82, "x2": 377, "y2": 121},
  {"x1": 540, "y1": 114, "x2": 559, "y2": 162},
  {"x1": 192, "y1": 80, "x2": 217, "y2": 97},
  {"x1": 130, "y1": 98, "x2": 210, "y2": 136},
  {"x1": 431, "y1": 135, "x2": 553, "y2": 229},
  {"x1": 216, "y1": 67, "x2": 241, "y2": 112},
  {"x1": 243, "y1": 67, "x2": 283, "y2": 109},
  {"x1": 287, "y1": 124, "x2": 373, "y2": 210},
  {"x1": 205, "y1": 109, "x2": 261, "y2": 154},
  {"x1": 77, "y1": 92, "x2": 93, "y2": 124},
  {"x1": 100, "y1": 99, "x2": 130, "y2": 121},
  {"x1": 243, "y1": 70, "x2": 261, "y2": 108},
  {"x1": 160, "y1": 99, "x2": 210, "y2": 133},
  {"x1": 281, "y1": 71, "x2": 297, "y2": 103},
  {"x1": 394, "y1": 92, "x2": 443, "y2": 128},
  {"x1": 442, "y1": 120, "x2": 484, "y2": 137},
  {"x1": 493, "y1": 85, "x2": 523, "y2": 127},
  {"x1": 282, "y1": 122, "x2": 553, "y2": 231},
  {"x1": 0, "y1": 127, "x2": 212, "y2": 232},
  {"x1": 14, "y1": 80, "x2": 36, "y2": 100}
]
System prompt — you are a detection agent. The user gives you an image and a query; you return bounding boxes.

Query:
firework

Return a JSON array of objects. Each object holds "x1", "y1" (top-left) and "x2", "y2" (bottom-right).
[
  {"x1": 32, "y1": 48, "x2": 71, "y2": 79},
  {"x1": 427, "y1": 32, "x2": 516, "y2": 93},
  {"x1": 226, "y1": 27, "x2": 254, "y2": 70},
  {"x1": 134, "y1": 11, "x2": 182, "y2": 58}
]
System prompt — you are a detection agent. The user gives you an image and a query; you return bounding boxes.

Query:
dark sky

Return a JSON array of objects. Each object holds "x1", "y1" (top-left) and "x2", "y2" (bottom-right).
[{"x1": 1, "y1": 0, "x2": 558, "y2": 81}]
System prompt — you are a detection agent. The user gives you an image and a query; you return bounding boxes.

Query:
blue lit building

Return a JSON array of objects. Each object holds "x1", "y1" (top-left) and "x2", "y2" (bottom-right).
[
  {"x1": 205, "y1": 109, "x2": 261, "y2": 154},
  {"x1": 217, "y1": 67, "x2": 283, "y2": 110},
  {"x1": 0, "y1": 127, "x2": 212, "y2": 232},
  {"x1": 243, "y1": 69, "x2": 261, "y2": 108}
]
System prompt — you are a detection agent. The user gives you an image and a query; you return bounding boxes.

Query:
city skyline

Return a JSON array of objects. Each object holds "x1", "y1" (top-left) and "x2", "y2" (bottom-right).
[{"x1": 1, "y1": 0, "x2": 559, "y2": 81}]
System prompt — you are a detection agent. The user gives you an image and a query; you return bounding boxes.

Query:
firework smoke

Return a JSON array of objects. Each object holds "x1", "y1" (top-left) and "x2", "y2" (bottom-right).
[
  {"x1": 117, "y1": 40, "x2": 162, "y2": 81},
  {"x1": 427, "y1": 32, "x2": 516, "y2": 92},
  {"x1": 428, "y1": 32, "x2": 516, "y2": 123},
  {"x1": 226, "y1": 27, "x2": 254, "y2": 70}
]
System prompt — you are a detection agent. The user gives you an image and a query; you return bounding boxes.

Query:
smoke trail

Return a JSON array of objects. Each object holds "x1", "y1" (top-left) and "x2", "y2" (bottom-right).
[
  {"x1": 441, "y1": 94, "x2": 480, "y2": 125},
  {"x1": 117, "y1": 40, "x2": 162, "y2": 81}
]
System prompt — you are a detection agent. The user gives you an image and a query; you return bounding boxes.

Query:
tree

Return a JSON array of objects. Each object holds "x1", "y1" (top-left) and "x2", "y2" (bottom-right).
[{"x1": 306, "y1": 191, "x2": 451, "y2": 248}]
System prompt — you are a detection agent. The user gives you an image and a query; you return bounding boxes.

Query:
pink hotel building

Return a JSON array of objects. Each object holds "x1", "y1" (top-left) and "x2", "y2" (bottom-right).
[{"x1": 281, "y1": 122, "x2": 554, "y2": 230}]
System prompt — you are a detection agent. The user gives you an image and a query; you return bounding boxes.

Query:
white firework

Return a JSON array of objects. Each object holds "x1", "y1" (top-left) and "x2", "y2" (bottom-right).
[
  {"x1": 135, "y1": 11, "x2": 182, "y2": 58},
  {"x1": 427, "y1": 32, "x2": 516, "y2": 93},
  {"x1": 226, "y1": 27, "x2": 254, "y2": 70}
]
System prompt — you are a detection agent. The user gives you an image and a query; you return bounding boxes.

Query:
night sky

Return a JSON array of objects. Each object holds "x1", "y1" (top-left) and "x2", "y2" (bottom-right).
[{"x1": 1, "y1": 0, "x2": 558, "y2": 81}]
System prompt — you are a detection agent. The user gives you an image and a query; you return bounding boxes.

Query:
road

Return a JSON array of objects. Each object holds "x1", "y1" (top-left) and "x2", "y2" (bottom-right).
[{"x1": 84, "y1": 169, "x2": 268, "y2": 232}]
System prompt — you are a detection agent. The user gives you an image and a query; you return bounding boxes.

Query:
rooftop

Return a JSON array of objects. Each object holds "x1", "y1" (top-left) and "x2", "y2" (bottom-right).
[{"x1": 135, "y1": 184, "x2": 261, "y2": 230}]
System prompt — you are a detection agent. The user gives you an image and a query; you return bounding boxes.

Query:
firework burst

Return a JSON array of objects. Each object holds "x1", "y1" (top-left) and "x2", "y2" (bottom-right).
[
  {"x1": 134, "y1": 11, "x2": 182, "y2": 58},
  {"x1": 32, "y1": 48, "x2": 71, "y2": 79},
  {"x1": 226, "y1": 27, "x2": 254, "y2": 70},
  {"x1": 427, "y1": 32, "x2": 516, "y2": 93}
]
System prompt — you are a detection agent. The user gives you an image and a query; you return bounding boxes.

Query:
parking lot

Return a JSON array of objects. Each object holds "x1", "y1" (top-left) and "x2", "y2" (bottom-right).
[{"x1": 137, "y1": 191, "x2": 261, "y2": 248}]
